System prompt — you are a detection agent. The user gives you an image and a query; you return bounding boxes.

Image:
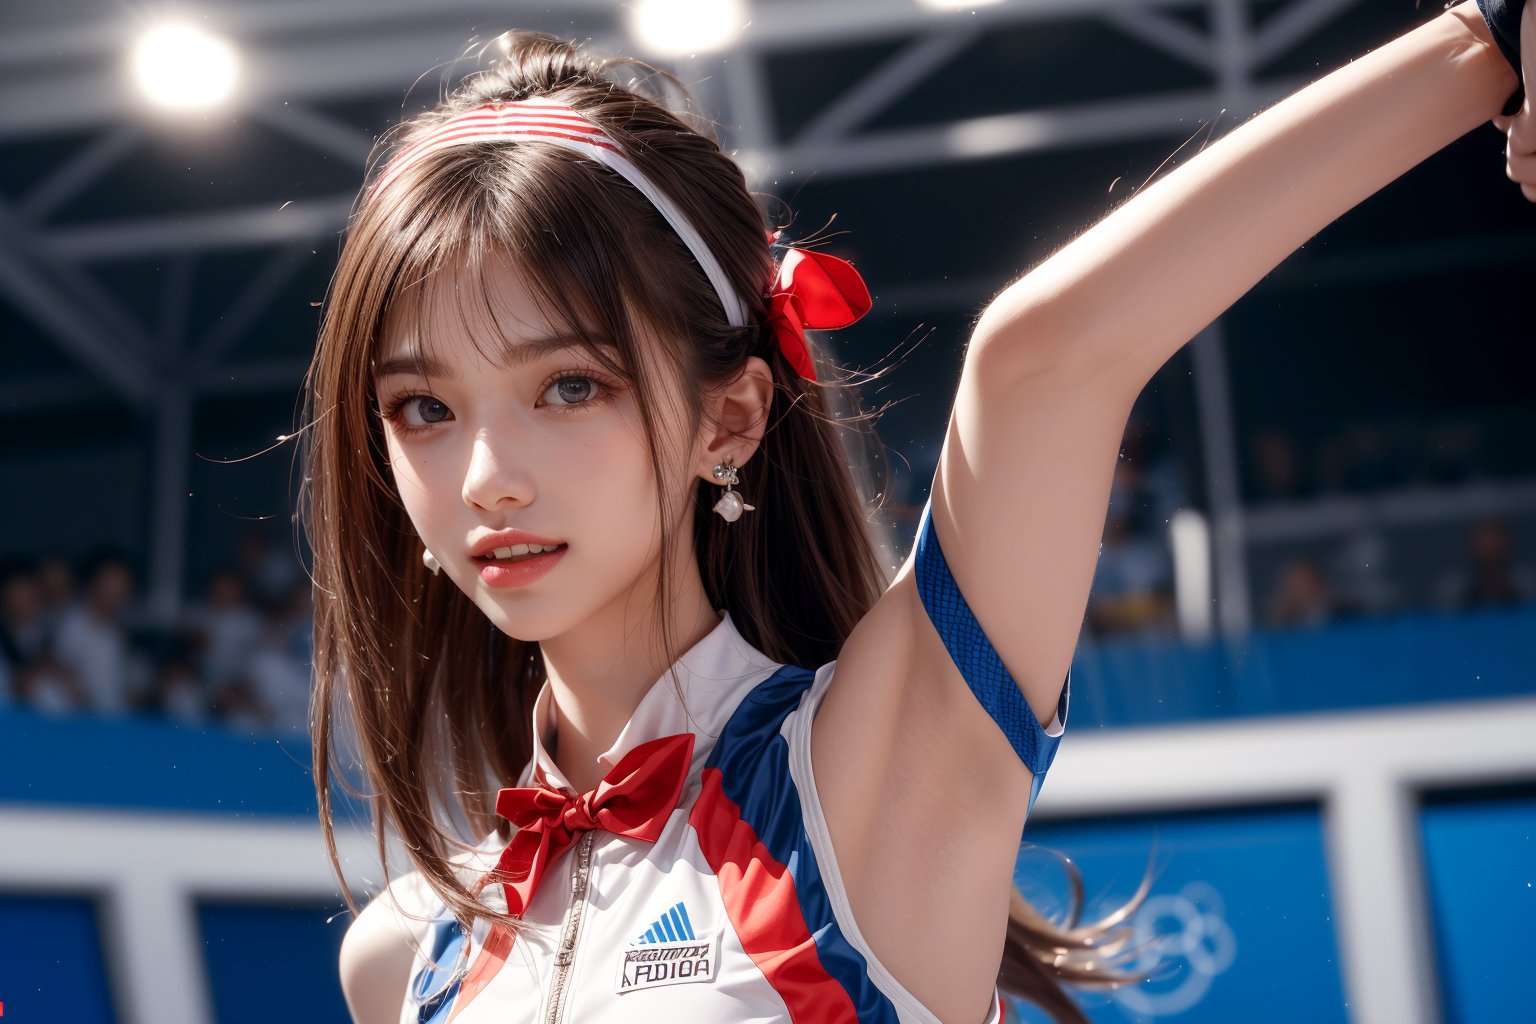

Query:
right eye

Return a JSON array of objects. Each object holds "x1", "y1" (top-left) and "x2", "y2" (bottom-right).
[{"x1": 379, "y1": 394, "x2": 450, "y2": 434}]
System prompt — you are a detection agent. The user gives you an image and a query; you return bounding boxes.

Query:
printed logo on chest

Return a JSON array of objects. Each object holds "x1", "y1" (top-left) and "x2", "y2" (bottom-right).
[{"x1": 616, "y1": 901, "x2": 717, "y2": 994}]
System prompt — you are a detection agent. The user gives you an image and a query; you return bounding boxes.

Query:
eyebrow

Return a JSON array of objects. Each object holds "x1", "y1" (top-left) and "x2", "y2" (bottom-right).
[{"x1": 371, "y1": 334, "x2": 611, "y2": 381}]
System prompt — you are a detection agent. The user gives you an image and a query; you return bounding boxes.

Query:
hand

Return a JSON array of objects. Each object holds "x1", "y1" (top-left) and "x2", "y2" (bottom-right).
[{"x1": 1491, "y1": 0, "x2": 1535, "y2": 200}]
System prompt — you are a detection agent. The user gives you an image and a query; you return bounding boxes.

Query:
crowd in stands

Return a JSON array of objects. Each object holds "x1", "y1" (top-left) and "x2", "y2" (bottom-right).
[
  {"x1": 4, "y1": 413, "x2": 1534, "y2": 728},
  {"x1": 885, "y1": 415, "x2": 1536, "y2": 642},
  {"x1": 0, "y1": 530, "x2": 312, "y2": 732},
  {"x1": 1090, "y1": 417, "x2": 1536, "y2": 639}
]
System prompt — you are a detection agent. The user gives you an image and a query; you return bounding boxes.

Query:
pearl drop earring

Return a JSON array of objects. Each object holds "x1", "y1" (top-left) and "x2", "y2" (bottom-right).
[
  {"x1": 711, "y1": 460, "x2": 756, "y2": 523},
  {"x1": 423, "y1": 547, "x2": 441, "y2": 576}
]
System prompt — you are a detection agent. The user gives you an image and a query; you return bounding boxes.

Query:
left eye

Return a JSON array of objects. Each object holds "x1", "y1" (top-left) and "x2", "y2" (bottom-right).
[{"x1": 543, "y1": 375, "x2": 600, "y2": 406}]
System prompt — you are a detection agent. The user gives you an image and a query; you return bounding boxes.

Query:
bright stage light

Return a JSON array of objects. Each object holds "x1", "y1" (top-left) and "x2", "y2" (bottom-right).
[
  {"x1": 629, "y1": 0, "x2": 746, "y2": 57},
  {"x1": 132, "y1": 23, "x2": 239, "y2": 111}
]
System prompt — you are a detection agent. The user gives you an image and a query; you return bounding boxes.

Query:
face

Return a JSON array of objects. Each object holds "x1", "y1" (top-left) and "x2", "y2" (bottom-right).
[
  {"x1": 372, "y1": 256, "x2": 702, "y2": 642},
  {"x1": 90, "y1": 563, "x2": 134, "y2": 612}
]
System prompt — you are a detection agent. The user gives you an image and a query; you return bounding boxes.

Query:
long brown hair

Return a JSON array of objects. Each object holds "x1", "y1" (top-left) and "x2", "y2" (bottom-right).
[{"x1": 299, "y1": 29, "x2": 1143, "y2": 1022}]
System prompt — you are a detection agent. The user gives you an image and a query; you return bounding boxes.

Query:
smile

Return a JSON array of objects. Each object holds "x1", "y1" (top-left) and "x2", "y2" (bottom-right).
[{"x1": 477, "y1": 545, "x2": 567, "y2": 588}]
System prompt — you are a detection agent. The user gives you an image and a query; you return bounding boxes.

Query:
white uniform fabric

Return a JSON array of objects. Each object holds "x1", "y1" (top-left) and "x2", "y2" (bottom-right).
[{"x1": 395, "y1": 605, "x2": 1066, "y2": 1024}]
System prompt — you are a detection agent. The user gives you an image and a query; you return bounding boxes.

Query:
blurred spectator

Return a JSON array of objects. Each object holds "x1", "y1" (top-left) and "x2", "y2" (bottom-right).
[
  {"x1": 1120, "y1": 416, "x2": 1188, "y2": 527},
  {"x1": 1089, "y1": 466, "x2": 1176, "y2": 638},
  {"x1": 49, "y1": 551, "x2": 146, "y2": 715},
  {"x1": 157, "y1": 653, "x2": 209, "y2": 725},
  {"x1": 212, "y1": 676, "x2": 269, "y2": 732},
  {"x1": 1251, "y1": 428, "x2": 1307, "y2": 502},
  {"x1": 1, "y1": 562, "x2": 87, "y2": 712},
  {"x1": 1434, "y1": 517, "x2": 1536, "y2": 611},
  {"x1": 1327, "y1": 528, "x2": 1402, "y2": 619},
  {"x1": 247, "y1": 580, "x2": 315, "y2": 733},
  {"x1": 2, "y1": 561, "x2": 52, "y2": 670},
  {"x1": 1263, "y1": 557, "x2": 1337, "y2": 629},
  {"x1": 33, "y1": 554, "x2": 78, "y2": 650},
  {"x1": 236, "y1": 529, "x2": 305, "y2": 613},
  {"x1": 184, "y1": 569, "x2": 265, "y2": 690}
]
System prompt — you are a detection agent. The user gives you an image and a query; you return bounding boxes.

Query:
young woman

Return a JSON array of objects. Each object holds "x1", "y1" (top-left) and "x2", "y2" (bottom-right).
[{"x1": 305, "y1": 2, "x2": 1528, "y2": 1021}]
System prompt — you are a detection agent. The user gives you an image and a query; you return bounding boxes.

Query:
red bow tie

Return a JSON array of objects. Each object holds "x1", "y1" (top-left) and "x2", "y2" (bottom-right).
[{"x1": 487, "y1": 732, "x2": 696, "y2": 917}]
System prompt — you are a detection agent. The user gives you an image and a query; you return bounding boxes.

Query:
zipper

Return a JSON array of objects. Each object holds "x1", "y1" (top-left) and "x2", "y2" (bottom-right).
[{"x1": 542, "y1": 830, "x2": 596, "y2": 1024}]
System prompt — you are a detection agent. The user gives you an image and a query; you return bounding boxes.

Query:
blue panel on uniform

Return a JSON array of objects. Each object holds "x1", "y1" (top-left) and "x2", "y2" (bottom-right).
[
  {"x1": 709, "y1": 666, "x2": 902, "y2": 1023},
  {"x1": 1007, "y1": 804, "x2": 1346, "y2": 1023},
  {"x1": 197, "y1": 901, "x2": 350, "y2": 1024},
  {"x1": 912, "y1": 496, "x2": 1070, "y2": 790},
  {"x1": 1421, "y1": 786, "x2": 1536, "y2": 1024},
  {"x1": 0, "y1": 892, "x2": 117, "y2": 1024}
]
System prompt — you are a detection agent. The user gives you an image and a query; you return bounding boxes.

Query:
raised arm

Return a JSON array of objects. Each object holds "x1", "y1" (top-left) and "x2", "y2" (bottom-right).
[
  {"x1": 807, "y1": 6, "x2": 1521, "y2": 1018},
  {"x1": 973, "y1": 0, "x2": 1520, "y2": 400}
]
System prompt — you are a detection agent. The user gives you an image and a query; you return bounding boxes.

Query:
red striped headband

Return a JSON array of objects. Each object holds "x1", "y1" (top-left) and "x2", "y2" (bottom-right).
[
  {"x1": 369, "y1": 99, "x2": 749, "y2": 328},
  {"x1": 369, "y1": 99, "x2": 874, "y2": 383}
]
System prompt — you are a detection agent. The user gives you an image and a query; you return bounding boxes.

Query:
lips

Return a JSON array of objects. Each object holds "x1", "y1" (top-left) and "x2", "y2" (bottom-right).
[
  {"x1": 468, "y1": 530, "x2": 567, "y2": 560},
  {"x1": 474, "y1": 544, "x2": 567, "y2": 563},
  {"x1": 477, "y1": 544, "x2": 567, "y2": 588}
]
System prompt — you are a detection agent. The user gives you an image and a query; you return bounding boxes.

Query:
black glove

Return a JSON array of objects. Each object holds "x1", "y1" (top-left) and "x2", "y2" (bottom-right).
[{"x1": 1477, "y1": 0, "x2": 1527, "y2": 116}]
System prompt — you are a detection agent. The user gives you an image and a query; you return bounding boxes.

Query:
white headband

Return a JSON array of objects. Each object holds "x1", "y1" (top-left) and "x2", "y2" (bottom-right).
[{"x1": 370, "y1": 100, "x2": 749, "y2": 328}]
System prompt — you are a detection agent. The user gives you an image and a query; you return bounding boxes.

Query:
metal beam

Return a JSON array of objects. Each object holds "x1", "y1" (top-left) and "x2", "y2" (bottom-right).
[
  {"x1": 0, "y1": 27, "x2": 625, "y2": 142},
  {"x1": 1100, "y1": 6, "x2": 1216, "y2": 71},
  {"x1": 743, "y1": 77, "x2": 1302, "y2": 186},
  {"x1": 1250, "y1": 0, "x2": 1366, "y2": 68},
  {"x1": 0, "y1": 201, "x2": 155, "y2": 408},
  {"x1": 245, "y1": 104, "x2": 376, "y2": 168},
  {"x1": 197, "y1": 358, "x2": 314, "y2": 395},
  {"x1": 146, "y1": 389, "x2": 192, "y2": 624},
  {"x1": 45, "y1": 196, "x2": 353, "y2": 260},
  {"x1": 1245, "y1": 478, "x2": 1536, "y2": 544},
  {"x1": 1210, "y1": 0, "x2": 1255, "y2": 119},
  {"x1": 45, "y1": 80, "x2": 1243, "y2": 257},
  {"x1": 18, "y1": 126, "x2": 143, "y2": 222},
  {"x1": 191, "y1": 241, "x2": 318, "y2": 374},
  {"x1": 0, "y1": 357, "x2": 317, "y2": 412},
  {"x1": 0, "y1": 0, "x2": 1231, "y2": 142},
  {"x1": 158, "y1": 254, "x2": 196, "y2": 351},
  {"x1": 1188, "y1": 320, "x2": 1252, "y2": 639},
  {"x1": 796, "y1": 30, "x2": 979, "y2": 144},
  {"x1": 0, "y1": 0, "x2": 616, "y2": 70},
  {"x1": 716, "y1": 45, "x2": 776, "y2": 174}
]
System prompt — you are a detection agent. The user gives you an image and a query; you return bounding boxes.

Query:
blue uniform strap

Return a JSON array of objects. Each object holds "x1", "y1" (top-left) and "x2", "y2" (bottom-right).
[{"x1": 912, "y1": 495, "x2": 1070, "y2": 799}]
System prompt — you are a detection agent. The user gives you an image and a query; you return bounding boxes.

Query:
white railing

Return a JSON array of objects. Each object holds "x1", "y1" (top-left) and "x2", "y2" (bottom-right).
[
  {"x1": 1031, "y1": 696, "x2": 1536, "y2": 1024},
  {"x1": 2, "y1": 697, "x2": 1533, "y2": 1024}
]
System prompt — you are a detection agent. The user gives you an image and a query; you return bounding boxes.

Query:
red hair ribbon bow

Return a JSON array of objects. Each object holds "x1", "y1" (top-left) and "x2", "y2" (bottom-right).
[
  {"x1": 486, "y1": 732, "x2": 695, "y2": 917},
  {"x1": 764, "y1": 244, "x2": 873, "y2": 383}
]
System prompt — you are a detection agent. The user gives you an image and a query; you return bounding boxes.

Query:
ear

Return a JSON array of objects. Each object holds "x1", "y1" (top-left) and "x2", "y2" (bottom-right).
[{"x1": 697, "y1": 356, "x2": 774, "y2": 479}]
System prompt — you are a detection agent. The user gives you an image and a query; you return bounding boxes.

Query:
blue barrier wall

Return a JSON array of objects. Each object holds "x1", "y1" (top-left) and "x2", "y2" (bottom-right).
[
  {"x1": 0, "y1": 608, "x2": 1530, "y2": 1021},
  {"x1": 1420, "y1": 785, "x2": 1536, "y2": 1024},
  {"x1": 1010, "y1": 805, "x2": 1347, "y2": 1023},
  {"x1": 0, "y1": 894, "x2": 118, "y2": 1023},
  {"x1": 199, "y1": 901, "x2": 351, "y2": 1024},
  {"x1": 1072, "y1": 605, "x2": 1534, "y2": 728}
]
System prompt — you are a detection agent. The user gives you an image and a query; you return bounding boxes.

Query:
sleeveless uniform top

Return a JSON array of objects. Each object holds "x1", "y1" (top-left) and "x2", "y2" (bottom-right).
[{"x1": 398, "y1": 498, "x2": 1071, "y2": 1024}]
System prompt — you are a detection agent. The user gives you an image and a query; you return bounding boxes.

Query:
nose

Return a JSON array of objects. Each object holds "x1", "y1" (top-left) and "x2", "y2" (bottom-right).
[{"x1": 461, "y1": 428, "x2": 536, "y2": 512}]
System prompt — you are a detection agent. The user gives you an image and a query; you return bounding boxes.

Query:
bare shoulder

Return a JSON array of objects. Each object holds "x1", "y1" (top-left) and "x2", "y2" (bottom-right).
[{"x1": 339, "y1": 869, "x2": 441, "y2": 1024}]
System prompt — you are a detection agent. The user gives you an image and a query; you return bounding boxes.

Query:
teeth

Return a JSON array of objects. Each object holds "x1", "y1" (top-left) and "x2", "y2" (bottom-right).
[{"x1": 487, "y1": 543, "x2": 561, "y2": 558}]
